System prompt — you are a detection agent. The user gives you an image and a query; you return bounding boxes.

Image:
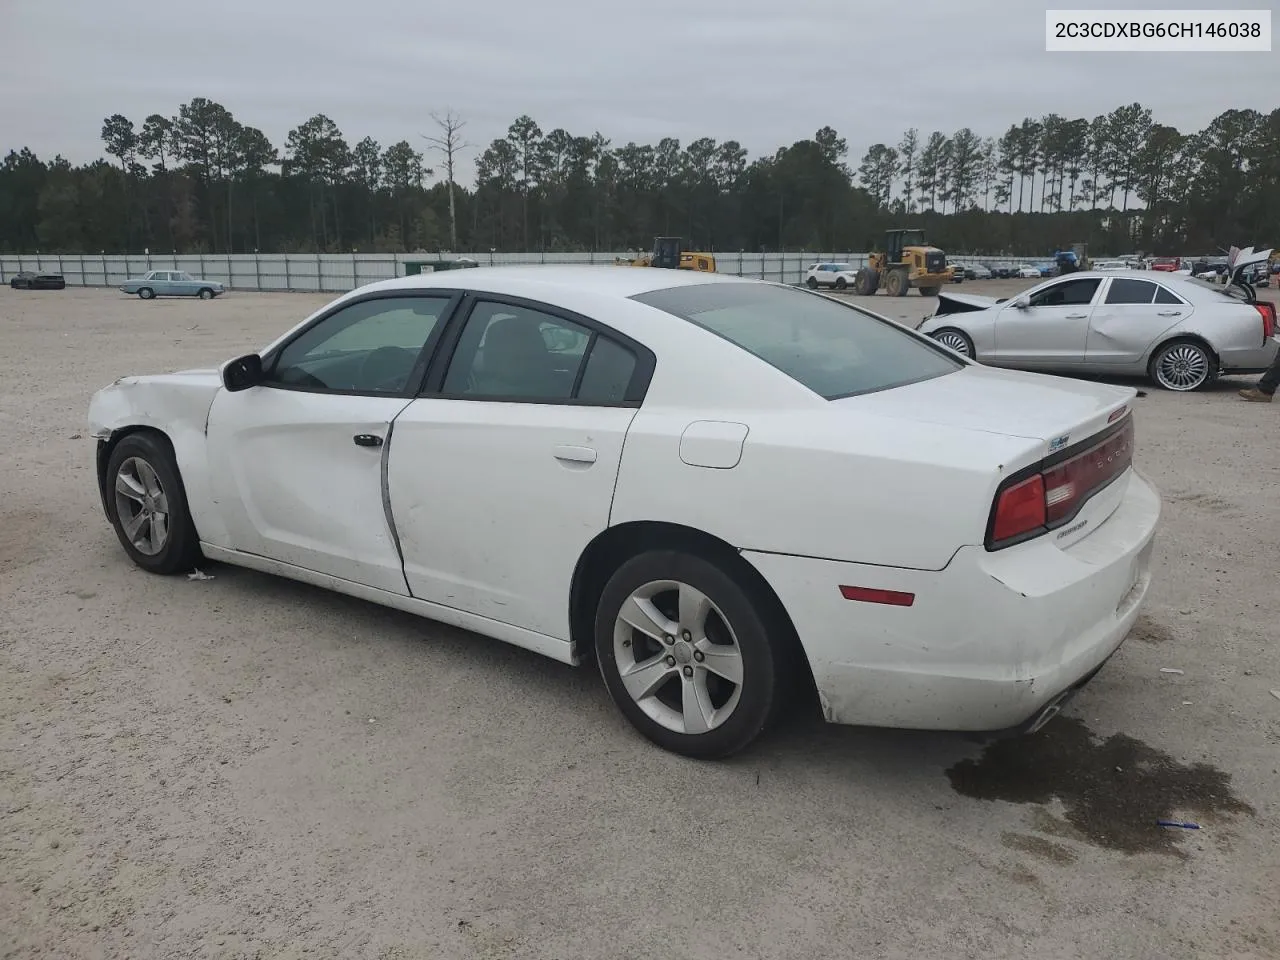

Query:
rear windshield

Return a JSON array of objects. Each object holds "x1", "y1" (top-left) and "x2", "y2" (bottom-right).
[{"x1": 632, "y1": 282, "x2": 962, "y2": 400}]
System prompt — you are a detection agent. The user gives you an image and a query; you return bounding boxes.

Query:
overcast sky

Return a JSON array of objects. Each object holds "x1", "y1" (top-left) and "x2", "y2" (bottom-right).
[{"x1": 0, "y1": 0, "x2": 1268, "y2": 185}]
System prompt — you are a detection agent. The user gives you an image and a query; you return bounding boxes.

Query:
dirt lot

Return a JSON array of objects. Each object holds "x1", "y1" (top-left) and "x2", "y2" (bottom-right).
[{"x1": 2, "y1": 280, "x2": 1278, "y2": 960}]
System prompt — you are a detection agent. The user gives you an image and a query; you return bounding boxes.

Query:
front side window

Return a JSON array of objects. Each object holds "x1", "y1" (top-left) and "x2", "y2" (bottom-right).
[
  {"x1": 1029, "y1": 278, "x2": 1101, "y2": 308},
  {"x1": 265, "y1": 295, "x2": 451, "y2": 393},
  {"x1": 441, "y1": 300, "x2": 639, "y2": 404},
  {"x1": 633, "y1": 282, "x2": 961, "y2": 400},
  {"x1": 1104, "y1": 279, "x2": 1157, "y2": 305}
]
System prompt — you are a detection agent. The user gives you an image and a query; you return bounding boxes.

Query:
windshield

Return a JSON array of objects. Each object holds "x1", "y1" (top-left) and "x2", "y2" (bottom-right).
[{"x1": 632, "y1": 282, "x2": 962, "y2": 400}]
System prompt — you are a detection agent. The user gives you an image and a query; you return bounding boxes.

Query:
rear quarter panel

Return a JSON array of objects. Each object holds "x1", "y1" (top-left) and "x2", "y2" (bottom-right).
[{"x1": 610, "y1": 406, "x2": 1038, "y2": 571}]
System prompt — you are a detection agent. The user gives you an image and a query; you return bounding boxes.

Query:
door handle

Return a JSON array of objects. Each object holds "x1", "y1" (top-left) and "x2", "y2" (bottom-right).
[
  {"x1": 1157, "y1": 310, "x2": 1182, "y2": 316},
  {"x1": 1065, "y1": 313, "x2": 1088, "y2": 319},
  {"x1": 553, "y1": 444, "x2": 596, "y2": 464},
  {"x1": 353, "y1": 434, "x2": 383, "y2": 447}
]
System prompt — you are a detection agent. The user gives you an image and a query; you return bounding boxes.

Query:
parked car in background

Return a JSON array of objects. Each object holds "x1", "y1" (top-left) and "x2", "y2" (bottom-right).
[
  {"x1": 990, "y1": 264, "x2": 1013, "y2": 279},
  {"x1": 10, "y1": 270, "x2": 67, "y2": 290},
  {"x1": 87, "y1": 266, "x2": 1160, "y2": 759},
  {"x1": 1014, "y1": 264, "x2": 1041, "y2": 278},
  {"x1": 804, "y1": 262, "x2": 860, "y2": 290},
  {"x1": 1092, "y1": 260, "x2": 1130, "y2": 272},
  {"x1": 918, "y1": 265, "x2": 1278, "y2": 392},
  {"x1": 1035, "y1": 263, "x2": 1056, "y2": 277},
  {"x1": 120, "y1": 270, "x2": 224, "y2": 300},
  {"x1": 948, "y1": 263, "x2": 965, "y2": 283},
  {"x1": 967, "y1": 263, "x2": 994, "y2": 280},
  {"x1": 1150, "y1": 257, "x2": 1180, "y2": 272}
]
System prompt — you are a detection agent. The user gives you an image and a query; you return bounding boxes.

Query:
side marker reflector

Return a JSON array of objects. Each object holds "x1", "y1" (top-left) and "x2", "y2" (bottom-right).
[{"x1": 839, "y1": 585, "x2": 916, "y2": 607}]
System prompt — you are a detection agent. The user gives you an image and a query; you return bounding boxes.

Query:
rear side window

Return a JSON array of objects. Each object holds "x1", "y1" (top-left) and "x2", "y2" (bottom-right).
[
  {"x1": 1154, "y1": 285, "x2": 1182, "y2": 304},
  {"x1": 632, "y1": 282, "x2": 961, "y2": 400},
  {"x1": 1105, "y1": 279, "x2": 1157, "y2": 304}
]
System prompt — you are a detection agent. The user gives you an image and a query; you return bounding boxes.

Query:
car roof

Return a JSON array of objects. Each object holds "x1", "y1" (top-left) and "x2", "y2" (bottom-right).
[{"x1": 357, "y1": 264, "x2": 760, "y2": 299}]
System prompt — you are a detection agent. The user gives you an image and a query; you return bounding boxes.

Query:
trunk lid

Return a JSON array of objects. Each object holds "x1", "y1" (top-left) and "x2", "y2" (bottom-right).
[{"x1": 836, "y1": 364, "x2": 1134, "y2": 454}]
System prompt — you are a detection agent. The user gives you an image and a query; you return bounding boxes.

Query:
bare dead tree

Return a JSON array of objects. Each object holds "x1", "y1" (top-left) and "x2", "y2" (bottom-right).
[{"x1": 423, "y1": 110, "x2": 470, "y2": 251}]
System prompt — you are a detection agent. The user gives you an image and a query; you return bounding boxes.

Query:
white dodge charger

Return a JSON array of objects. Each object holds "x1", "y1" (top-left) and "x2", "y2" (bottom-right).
[{"x1": 88, "y1": 266, "x2": 1160, "y2": 758}]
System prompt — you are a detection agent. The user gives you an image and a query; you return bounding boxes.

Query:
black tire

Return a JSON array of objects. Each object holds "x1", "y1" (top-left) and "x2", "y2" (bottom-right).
[
  {"x1": 854, "y1": 267, "x2": 879, "y2": 296},
  {"x1": 198, "y1": 287, "x2": 214, "y2": 300},
  {"x1": 918, "y1": 285, "x2": 941, "y2": 297},
  {"x1": 594, "y1": 549, "x2": 792, "y2": 759},
  {"x1": 932, "y1": 327, "x2": 975, "y2": 358},
  {"x1": 834, "y1": 276, "x2": 848, "y2": 290},
  {"x1": 885, "y1": 269, "x2": 909, "y2": 297},
  {"x1": 806, "y1": 276, "x2": 819, "y2": 289},
  {"x1": 1147, "y1": 338, "x2": 1218, "y2": 392},
  {"x1": 105, "y1": 431, "x2": 202, "y2": 574},
  {"x1": 137, "y1": 287, "x2": 154, "y2": 300}
]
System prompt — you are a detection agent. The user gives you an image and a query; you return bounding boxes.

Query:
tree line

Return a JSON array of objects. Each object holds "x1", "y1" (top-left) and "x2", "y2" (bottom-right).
[{"x1": 0, "y1": 99, "x2": 1274, "y2": 258}]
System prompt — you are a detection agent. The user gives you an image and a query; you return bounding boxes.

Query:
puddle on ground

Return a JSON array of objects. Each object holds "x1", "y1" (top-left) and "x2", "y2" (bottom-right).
[{"x1": 946, "y1": 717, "x2": 1254, "y2": 855}]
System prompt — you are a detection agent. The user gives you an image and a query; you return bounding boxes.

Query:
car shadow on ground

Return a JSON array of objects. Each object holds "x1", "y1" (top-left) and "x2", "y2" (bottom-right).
[{"x1": 154, "y1": 556, "x2": 1259, "y2": 856}]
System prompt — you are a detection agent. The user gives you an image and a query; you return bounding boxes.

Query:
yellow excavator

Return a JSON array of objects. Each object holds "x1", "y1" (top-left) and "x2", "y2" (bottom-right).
[
  {"x1": 616, "y1": 236, "x2": 716, "y2": 273},
  {"x1": 854, "y1": 228, "x2": 952, "y2": 297}
]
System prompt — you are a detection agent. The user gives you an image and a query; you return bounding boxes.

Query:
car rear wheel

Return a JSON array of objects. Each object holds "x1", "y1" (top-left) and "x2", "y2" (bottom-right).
[
  {"x1": 198, "y1": 288, "x2": 214, "y2": 300},
  {"x1": 137, "y1": 287, "x2": 154, "y2": 300},
  {"x1": 594, "y1": 549, "x2": 789, "y2": 759},
  {"x1": 932, "y1": 328, "x2": 975, "y2": 358},
  {"x1": 1149, "y1": 339, "x2": 1216, "y2": 391},
  {"x1": 106, "y1": 432, "x2": 202, "y2": 574}
]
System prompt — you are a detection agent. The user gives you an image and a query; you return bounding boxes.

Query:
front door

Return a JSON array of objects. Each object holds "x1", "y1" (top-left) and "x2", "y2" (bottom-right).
[
  {"x1": 387, "y1": 295, "x2": 648, "y2": 640},
  {"x1": 205, "y1": 291, "x2": 457, "y2": 594},
  {"x1": 992, "y1": 276, "x2": 1102, "y2": 367}
]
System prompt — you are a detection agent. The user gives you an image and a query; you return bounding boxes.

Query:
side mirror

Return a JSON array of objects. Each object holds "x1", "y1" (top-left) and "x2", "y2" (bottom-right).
[
  {"x1": 1014, "y1": 296, "x2": 1031, "y2": 309},
  {"x1": 222, "y1": 353, "x2": 264, "y2": 392}
]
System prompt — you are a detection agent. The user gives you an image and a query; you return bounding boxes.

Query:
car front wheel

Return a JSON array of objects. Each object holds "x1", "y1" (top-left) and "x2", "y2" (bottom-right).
[
  {"x1": 137, "y1": 287, "x2": 154, "y2": 300},
  {"x1": 594, "y1": 549, "x2": 790, "y2": 759},
  {"x1": 106, "y1": 431, "x2": 202, "y2": 574},
  {"x1": 806, "y1": 276, "x2": 819, "y2": 289},
  {"x1": 932, "y1": 328, "x2": 975, "y2": 358},
  {"x1": 198, "y1": 288, "x2": 214, "y2": 299}
]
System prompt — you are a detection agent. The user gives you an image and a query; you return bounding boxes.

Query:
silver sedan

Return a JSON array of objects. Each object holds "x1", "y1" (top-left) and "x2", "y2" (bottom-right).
[{"x1": 917, "y1": 271, "x2": 1278, "y2": 391}]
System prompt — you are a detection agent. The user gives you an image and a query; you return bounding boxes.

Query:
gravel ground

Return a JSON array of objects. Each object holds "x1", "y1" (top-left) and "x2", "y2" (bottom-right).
[{"x1": 2, "y1": 280, "x2": 1278, "y2": 960}]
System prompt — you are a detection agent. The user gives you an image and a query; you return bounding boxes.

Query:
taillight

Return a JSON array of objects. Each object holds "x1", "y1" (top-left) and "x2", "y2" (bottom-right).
[
  {"x1": 991, "y1": 475, "x2": 1046, "y2": 543},
  {"x1": 1254, "y1": 302, "x2": 1276, "y2": 340},
  {"x1": 986, "y1": 417, "x2": 1135, "y2": 550}
]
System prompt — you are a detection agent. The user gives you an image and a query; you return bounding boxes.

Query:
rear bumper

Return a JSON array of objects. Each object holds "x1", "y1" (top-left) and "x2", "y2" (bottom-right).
[
  {"x1": 1219, "y1": 338, "x2": 1279, "y2": 374},
  {"x1": 745, "y1": 470, "x2": 1161, "y2": 732}
]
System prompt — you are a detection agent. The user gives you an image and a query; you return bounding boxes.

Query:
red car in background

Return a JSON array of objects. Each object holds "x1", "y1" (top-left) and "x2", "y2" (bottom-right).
[{"x1": 1150, "y1": 257, "x2": 1181, "y2": 272}]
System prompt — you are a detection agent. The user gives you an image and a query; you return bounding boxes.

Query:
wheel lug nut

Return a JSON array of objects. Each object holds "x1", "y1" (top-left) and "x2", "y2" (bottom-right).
[
  {"x1": 693, "y1": 650, "x2": 704, "y2": 662},
  {"x1": 682, "y1": 666, "x2": 694, "y2": 678},
  {"x1": 681, "y1": 630, "x2": 692, "y2": 641},
  {"x1": 664, "y1": 635, "x2": 674, "y2": 645},
  {"x1": 665, "y1": 656, "x2": 676, "y2": 667}
]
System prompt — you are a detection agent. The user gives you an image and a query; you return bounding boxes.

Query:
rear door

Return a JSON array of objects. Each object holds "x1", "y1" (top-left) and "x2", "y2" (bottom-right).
[
  {"x1": 991, "y1": 276, "x2": 1102, "y2": 367},
  {"x1": 386, "y1": 294, "x2": 654, "y2": 640},
  {"x1": 1086, "y1": 277, "x2": 1189, "y2": 364}
]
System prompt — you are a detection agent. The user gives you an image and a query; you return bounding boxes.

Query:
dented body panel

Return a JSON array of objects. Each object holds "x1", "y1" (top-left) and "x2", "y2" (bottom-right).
[{"x1": 88, "y1": 369, "x2": 230, "y2": 546}]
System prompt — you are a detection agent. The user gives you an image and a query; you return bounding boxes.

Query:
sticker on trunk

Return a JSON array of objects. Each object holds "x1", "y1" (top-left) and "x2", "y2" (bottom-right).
[{"x1": 1049, "y1": 434, "x2": 1070, "y2": 452}]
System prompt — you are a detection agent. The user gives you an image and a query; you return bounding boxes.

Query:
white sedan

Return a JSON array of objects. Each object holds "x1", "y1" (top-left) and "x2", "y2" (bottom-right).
[
  {"x1": 88, "y1": 267, "x2": 1160, "y2": 758},
  {"x1": 1014, "y1": 264, "x2": 1042, "y2": 278}
]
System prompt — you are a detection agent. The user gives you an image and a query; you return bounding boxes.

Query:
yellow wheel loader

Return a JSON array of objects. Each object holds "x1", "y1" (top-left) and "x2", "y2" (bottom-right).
[
  {"x1": 853, "y1": 229, "x2": 952, "y2": 297},
  {"x1": 615, "y1": 236, "x2": 716, "y2": 273}
]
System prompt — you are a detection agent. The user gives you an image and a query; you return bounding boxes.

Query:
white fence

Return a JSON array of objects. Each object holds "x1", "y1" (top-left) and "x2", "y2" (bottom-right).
[{"x1": 0, "y1": 251, "x2": 1035, "y2": 292}]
